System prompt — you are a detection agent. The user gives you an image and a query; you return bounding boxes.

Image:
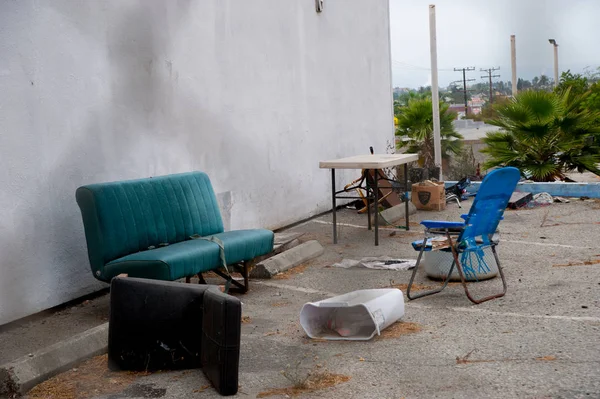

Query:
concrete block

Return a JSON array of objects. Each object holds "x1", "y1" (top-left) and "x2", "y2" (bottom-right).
[
  {"x1": 273, "y1": 232, "x2": 304, "y2": 246},
  {"x1": 253, "y1": 232, "x2": 304, "y2": 265},
  {"x1": 250, "y1": 240, "x2": 324, "y2": 279},
  {"x1": 378, "y1": 202, "x2": 417, "y2": 225},
  {"x1": 0, "y1": 323, "x2": 108, "y2": 396}
]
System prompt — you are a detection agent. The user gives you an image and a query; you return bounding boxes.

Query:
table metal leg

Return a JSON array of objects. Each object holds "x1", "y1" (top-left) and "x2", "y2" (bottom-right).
[
  {"x1": 374, "y1": 169, "x2": 379, "y2": 246},
  {"x1": 366, "y1": 170, "x2": 372, "y2": 231},
  {"x1": 404, "y1": 163, "x2": 410, "y2": 231},
  {"x1": 331, "y1": 168, "x2": 337, "y2": 244}
]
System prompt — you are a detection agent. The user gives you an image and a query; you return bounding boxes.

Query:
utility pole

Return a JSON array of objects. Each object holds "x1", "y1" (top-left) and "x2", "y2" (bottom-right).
[
  {"x1": 480, "y1": 67, "x2": 501, "y2": 103},
  {"x1": 511, "y1": 35, "x2": 517, "y2": 97},
  {"x1": 454, "y1": 67, "x2": 475, "y2": 116},
  {"x1": 429, "y1": 5, "x2": 442, "y2": 177}
]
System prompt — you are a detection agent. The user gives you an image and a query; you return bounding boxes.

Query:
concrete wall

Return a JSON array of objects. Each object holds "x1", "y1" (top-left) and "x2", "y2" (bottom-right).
[
  {"x1": 0, "y1": 0, "x2": 394, "y2": 325},
  {"x1": 447, "y1": 181, "x2": 600, "y2": 199}
]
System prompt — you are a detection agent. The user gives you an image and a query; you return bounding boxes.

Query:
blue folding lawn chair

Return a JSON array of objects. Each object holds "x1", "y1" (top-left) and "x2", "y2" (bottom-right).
[{"x1": 407, "y1": 167, "x2": 521, "y2": 304}]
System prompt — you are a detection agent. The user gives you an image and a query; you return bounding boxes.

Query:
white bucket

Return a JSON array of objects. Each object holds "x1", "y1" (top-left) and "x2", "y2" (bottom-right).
[
  {"x1": 423, "y1": 246, "x2": 498, "y2": 281},
  {"x1": 299, "y1": 289, "x2": 405, "y2": 341}
]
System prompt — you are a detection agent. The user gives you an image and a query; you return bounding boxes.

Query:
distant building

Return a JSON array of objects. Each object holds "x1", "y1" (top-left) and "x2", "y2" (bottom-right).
[
  {"x1": 468, "y1": 95, "x2": 486, "y2": 115},
  {"x1": 393, "y1": 87, "x2": 410, "y2": 95},
  {"x1": 453, "y1": 119, "x2": 500, "y2": 140},
  {"x1": 448, "y1": 104, "x2": 472, "y2": 119}
]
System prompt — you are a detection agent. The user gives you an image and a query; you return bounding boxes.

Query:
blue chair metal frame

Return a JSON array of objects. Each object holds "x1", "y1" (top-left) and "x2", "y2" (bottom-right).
[{"x1": 407, "y1": 167, "x2": 521, "y2": 304}]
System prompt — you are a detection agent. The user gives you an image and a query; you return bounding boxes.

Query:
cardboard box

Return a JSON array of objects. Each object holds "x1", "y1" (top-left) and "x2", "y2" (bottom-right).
[{"x1": 411, "y1": 181, "x2": 446, "y2": 211}]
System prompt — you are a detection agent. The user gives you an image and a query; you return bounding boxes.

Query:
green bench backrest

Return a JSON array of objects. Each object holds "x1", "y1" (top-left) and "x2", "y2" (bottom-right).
[{"x1": 76, "y1": 172, "x2": 224, "y2": 276}]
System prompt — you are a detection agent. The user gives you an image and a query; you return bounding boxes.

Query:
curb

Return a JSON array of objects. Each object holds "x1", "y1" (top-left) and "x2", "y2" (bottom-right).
[
  {"x1": 378, "y1": 202, "x2": 417, "y2": 225},
  {"x1": 445, "y1": 180, "x2": 600, "y2": 199},
  {"x1": 251, "y1": 240, "x2": 324, "y2": 279},
  {"x1": 0, "y1": 323, "x2": 108, "y2": 396},
  {"x1": 251, "y1": 232, "x2": 304, "y2": 267}
]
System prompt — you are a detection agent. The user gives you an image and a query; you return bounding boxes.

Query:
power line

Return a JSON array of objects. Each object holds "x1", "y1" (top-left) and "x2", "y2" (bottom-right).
[
  {"x1": 480, "y1": 67, "x2": 501, "y2": 103},
  {"x1": 453, "y1": 67, "x2": 476, "y2": 116},
  {"x1": 392, "y1": 59, "x2": 454, "y2": 72}
]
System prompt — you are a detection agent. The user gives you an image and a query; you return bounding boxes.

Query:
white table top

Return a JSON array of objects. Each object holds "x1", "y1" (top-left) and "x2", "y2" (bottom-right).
[{"x1": 319, "y1": 153, "x2": 419, "y2": 169}]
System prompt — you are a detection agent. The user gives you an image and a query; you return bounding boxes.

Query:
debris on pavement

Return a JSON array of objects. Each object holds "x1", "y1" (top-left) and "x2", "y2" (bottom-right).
[
  {"x1": 376, "y1": 322, "x2": 422, "y2": 339},
  {"x1": 530, "y1": 192, "x2": 554, "y2": 206},
  {"x1": 510, "y1": 192, "x2": 566, "y2": 209},
  {"x1": 553, "y1": 259, "x2": 600, "y2": 267},
  {"x1": 389, "y1": 282, "x2": 436, "y2": 292},
  {"x1": 508, "y1": 192, "x2": 533, "y2": 209},
  {"x1": 26, "y1": 354, "x2": 145, "y2": 399},
  {"x1": 331, "y1": 256, "x2": 416, "y2": 271},
  {"x1": 257, "y1": 371, "x2": 350, "y2": 398},
  {"x1": 536, "y1": 355, "x2": 557, "y2": 361},
  {"x1": 553, "y1": 196, "x2": 570, "y2": 203}
]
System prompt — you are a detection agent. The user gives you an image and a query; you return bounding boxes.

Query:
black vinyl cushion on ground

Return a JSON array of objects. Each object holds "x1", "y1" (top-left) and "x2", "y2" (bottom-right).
[{"x1": 108, "y1": 277, "x2": 241, "y2": 396}]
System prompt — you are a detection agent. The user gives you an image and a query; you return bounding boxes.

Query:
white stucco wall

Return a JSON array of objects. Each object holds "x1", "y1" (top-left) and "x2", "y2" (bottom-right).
[{"x1": 0, "y1": 0, "x2": 394, "y2": 325}]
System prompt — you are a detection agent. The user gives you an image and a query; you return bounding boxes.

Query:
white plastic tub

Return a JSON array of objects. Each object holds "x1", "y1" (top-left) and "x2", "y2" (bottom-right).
[
  {"x1": 299, "y1": 289, "x2": 405, "y2": 341},
  {"x1": 423, "y1": 246, "x2": 498, "y2": 281}
]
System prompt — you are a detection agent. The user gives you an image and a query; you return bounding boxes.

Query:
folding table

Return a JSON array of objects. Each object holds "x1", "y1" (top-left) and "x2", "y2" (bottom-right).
[{"x1": 319, "y1": 153, "x2": 419, "y2": 246}]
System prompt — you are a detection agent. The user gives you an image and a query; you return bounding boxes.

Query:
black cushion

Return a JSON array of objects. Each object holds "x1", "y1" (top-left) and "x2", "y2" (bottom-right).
[{"x1": 108, "y1": 277, "x2": 241, "y2": 396}]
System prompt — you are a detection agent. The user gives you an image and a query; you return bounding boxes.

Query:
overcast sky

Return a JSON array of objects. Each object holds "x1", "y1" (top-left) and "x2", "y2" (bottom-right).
[{"x1": 389, "y1": 0, "x2": 600, "y2": 88}]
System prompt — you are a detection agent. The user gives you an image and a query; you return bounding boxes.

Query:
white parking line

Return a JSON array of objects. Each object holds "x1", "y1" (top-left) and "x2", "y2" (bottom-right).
[
  {"x1": 449, "y1": 306, "x2": 600, "y2": 323},
  {"x1": 503, "y1": 239, "x2": 592, "y2": 249},
  {"x1": 308, "y1": 220, "x2": 592, "y2": 249},
  {"x1": 254, "y1": 281, "x2": 336, "y2": 296},
  {"x1": 310, "y1": 219, "x2": 373, "y2": 229},
  {"x1": 258, "y1": 281, "x2": 600, "y2": 323}
]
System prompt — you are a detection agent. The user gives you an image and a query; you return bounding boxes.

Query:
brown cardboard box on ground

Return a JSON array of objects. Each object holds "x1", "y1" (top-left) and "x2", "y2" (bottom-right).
[{"x1": 411, "y1": 180, "x2": 446, "y2": 211}]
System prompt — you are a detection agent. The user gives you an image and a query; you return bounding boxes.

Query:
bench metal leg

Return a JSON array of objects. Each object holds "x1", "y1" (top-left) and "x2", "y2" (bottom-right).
[
  {"x1": 210, "y1": 260, "x2": 252, "y2": 294},
  {"x1": 242, "y1": 260, "x2": 252, "y2": 289}
]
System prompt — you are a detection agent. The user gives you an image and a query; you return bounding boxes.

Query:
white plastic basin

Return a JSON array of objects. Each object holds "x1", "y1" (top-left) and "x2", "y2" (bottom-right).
[{"x1": 299, "y1": 289, "x2": 405, "y2": 341}]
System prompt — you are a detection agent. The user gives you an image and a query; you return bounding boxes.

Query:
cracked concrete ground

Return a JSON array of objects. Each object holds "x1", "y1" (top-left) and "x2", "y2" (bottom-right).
[{"x1": 20, "y1": 198, "x2": 600, "y2": 399}]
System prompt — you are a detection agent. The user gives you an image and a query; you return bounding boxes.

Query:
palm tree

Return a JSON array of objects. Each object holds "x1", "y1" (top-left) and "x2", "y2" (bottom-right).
[
  {"x1": 394, "y1": 90, "x2": 430, "y2": 108},
  {"x1": 538, "y1": 74, "x2": 551, "y2": 91},
  {"x1": 482, "y1": 89, "x2": 600, "y2": 181},
  {"x1": 395, "y1": 98, "x2": 463, "y2": 169}
]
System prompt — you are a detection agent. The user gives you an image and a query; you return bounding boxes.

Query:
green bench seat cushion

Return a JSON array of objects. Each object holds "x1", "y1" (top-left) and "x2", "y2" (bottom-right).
[
  {"x1": 207, "y1": 229, "x2": 274, "y2": 265},
  {"x1": 105, "y1": 229, "x2": 274, "y2": 281},
  {"x1": 77, "y1": 172, "x2": 225, "y2": 281}
]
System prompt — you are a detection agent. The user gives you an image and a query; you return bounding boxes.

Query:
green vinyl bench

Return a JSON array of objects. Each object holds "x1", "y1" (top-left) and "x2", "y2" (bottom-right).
[{"x1": 76, "y1": 171, "x2": 274, "y2": 292}]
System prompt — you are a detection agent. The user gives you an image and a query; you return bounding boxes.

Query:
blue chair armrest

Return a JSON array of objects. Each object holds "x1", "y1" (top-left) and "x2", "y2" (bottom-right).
[{"x1": 420, "y1": 220, "x2": 465, "y2": 229}]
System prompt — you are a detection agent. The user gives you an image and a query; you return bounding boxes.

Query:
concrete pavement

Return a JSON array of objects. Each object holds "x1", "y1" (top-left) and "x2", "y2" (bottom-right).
[{"x1": 21, "y1": 199, "x2": 600, "y2": 398}]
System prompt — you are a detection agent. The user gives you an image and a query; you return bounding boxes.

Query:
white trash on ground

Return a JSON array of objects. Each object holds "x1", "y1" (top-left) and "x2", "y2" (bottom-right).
[
  {"x1": 532, "y1": 192, "x2": 554, "y2": 205},
  {"x1": 299, "y1": 288, "x2": 405, "y2": 341},
  {"x1": 331, "y1": 256, "x2": 416, "y2": 271}
]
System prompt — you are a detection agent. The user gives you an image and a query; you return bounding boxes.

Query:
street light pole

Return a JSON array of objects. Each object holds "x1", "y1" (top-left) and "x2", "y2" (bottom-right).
[
  {"x1": 549, "y1": 39, "x2": 559, "y2": 88},
  {"x1": 429, "y1": 4, "x2": 442, "y2": 178},
  {"x1": 511, "y1": 35, "x2": 517, "y2": 96}
]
